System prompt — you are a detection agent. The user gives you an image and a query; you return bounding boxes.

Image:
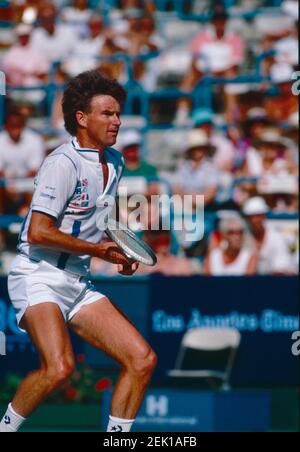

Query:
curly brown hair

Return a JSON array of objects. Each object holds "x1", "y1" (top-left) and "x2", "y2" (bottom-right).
[{"x1": 62, "y1": 70, "x2": 127, "y2": 136}]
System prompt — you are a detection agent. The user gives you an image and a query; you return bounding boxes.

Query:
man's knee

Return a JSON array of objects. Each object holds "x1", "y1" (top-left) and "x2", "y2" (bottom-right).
[
  {"x1": 44, "y1": 358, "x2": 75, "y2": 388},
  {"x1": 128, "y1": 347, "x2": 157, "y2": 378}
]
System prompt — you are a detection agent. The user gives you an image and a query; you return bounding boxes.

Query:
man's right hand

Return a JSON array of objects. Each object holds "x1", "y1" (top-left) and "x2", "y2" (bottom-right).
[{"x1": 94, "y1": 241, "x2": 137, "y2": 267}]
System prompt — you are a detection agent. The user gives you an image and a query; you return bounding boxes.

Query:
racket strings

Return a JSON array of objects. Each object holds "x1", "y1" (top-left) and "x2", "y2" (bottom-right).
[{"x1": 113, "y1": 230, "x2": 150, "y2": 260}]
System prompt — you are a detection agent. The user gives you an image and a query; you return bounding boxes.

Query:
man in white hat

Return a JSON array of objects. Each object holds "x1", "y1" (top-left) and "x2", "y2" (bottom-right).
[
  {"x1": 264, "y1": 62, "x2": 298, "y2": 123},
  {"x1": 173, "y1": 129, "x2": 219, "y2": 208},
  {"x1": 119, "y1": 130, "x2": 157, "y2": 180},
  {"x1": 243, "y1": 197, "x2": 293, "y2": 274},
  {"x1": 241, "y1": 129, "x2": 296, "y2": 178}
]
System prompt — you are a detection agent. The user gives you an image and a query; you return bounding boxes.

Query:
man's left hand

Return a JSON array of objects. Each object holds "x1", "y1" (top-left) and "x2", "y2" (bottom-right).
[{"x1": 118, "y1": 262, "x2": 139, "y2": 276}]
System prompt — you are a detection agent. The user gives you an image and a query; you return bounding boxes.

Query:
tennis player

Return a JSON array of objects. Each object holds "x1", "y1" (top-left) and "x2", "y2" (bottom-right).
[{"x1": 0, "y1": 70, "x2": 157, "y2": 433}]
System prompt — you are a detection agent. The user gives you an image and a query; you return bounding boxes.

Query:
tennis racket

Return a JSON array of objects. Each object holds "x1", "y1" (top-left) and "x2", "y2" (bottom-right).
[{"x1": 106, "y1": 219, "x2": 157, "y2": 267}]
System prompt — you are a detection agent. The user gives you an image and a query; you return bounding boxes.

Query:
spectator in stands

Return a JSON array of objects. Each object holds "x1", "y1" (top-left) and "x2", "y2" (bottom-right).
[
  {"x1": 173, "y1": 130, "x2": 218, "y2": 209},
  {"x1": 0, "y1": 109, "x2": 45, "y2": 215},
  {"x1": 2, "y1": 23, "x2": 51, "y2": 103},
  {"x1": 120, "y1": 129, "x2": 158, "y2": 179},
  {"x1": 62, "y1": 14, "x2": 122, "y2": 78},
  {"x1": 61, "y1": 0, "x2": 93, "y2": 33},
  {"x1": 204, "y1": 216, "x2": 257, "y2": 276},
  {"x1": 237, "y1": 128, "x2": 298, "y2": 211},
  {"x1": 274, "y1": 20, "x2": 298, "y2": 68},
  {"x1": 243, "y1": 197, "x2": 293, "y2": 274},
  {"x1": 91, "y1": 230, "x2": 201, "y2": 276},
  {"x1": 175, "y1": 3, "x2": 245, "y2": 124},
  {"x1": 229, "y1": 110, "x2": 272, "y2": 172},
  {"x1": 115, "y1": 8, "x2": 161, "y2": 53},
  {"x1": 12, "y1": 0, "x2": 43, "y2": 25},
  {"x1": 192, "y1": 108, "x2": 235, "y2": 172},
  {"x1": 113, "y1": 9, "x2": 163, "y2": 86},
  {"x1": 30, "y1": 2, "x2": 76, "y2": 63},
  {"x1": 121, "y1": 0, "x2": 155, "y2": 12},
  {"x1": 117, "y1": 130, "x2": 159, "y2": 203},
  {"x1": 138, "y1": 229, "x2": 202, "y2": 275},
  {"x1": 240, "y1": 129, "x2": 298, "y2": 178},
  {"x1": 264, "y1": 63, "x2": 298, "y2": 123},
  {"x1": 239, "y1": 111, "x2": 272, "y2": 152}
]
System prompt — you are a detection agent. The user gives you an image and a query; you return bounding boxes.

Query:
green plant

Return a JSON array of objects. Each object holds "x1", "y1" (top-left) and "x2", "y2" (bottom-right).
[
  {"x1": 50, "y1": 354, "x2": 113, "y2": 404},
  {"x1": 0, "y1": 354, "x2": 114, "y2": 405},
  {"x1": 0, "y1": 373, "x2": 23, "y2": 404}
]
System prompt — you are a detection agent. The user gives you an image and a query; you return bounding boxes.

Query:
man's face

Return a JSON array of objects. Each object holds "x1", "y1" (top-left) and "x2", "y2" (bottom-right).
[
  {"x1": 18, "y1": 34, "x2": 31, "y2": 46},
  {"x1": 189, "y1": 147, "x2": 206, "y2": 163},
  {"x1": 39, "y1": 6, "x2": 56, "y2": 34},
  {"x1": 248, "y1": 214, "x2": 265, "y2": 231},
  {"x1": 5, "y1": 115, "x2": 25, "y2": 143},
  {"x1": 89, "y1": 17, "x2": 103, "y2": 38},
  {"x1": 128, "y1": 17, "x2": 142, "y2": 33},
  {"x1": 196, "y1": 122, "x2": 213, "y2": 136},
  {"x1": 224, "y1": 226, "x2": 244, "y2": 251},
  {"x1": 213, "y1": 17, "x2": 226, "y2": 39},
  {"x1": 250, "y1": 122, "x2": 266, "y2": 139},
  {"x1": 259, "y1": 144, "x2": 278, "y2": 161},
  {"x1": 142, "y1": 16, "x2": 155, "y2": 36},
  {"x1": 74, "y1": 0, "x2": 88, "y2": 10},
  {"x1": 123, "y1": 145, "x2": 140, "y2": 163},
  {"x1": 83, "y1": 95, "x2": 121, "y2": 148}
]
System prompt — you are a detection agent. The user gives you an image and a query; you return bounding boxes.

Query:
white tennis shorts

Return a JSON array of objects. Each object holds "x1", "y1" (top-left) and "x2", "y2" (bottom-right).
[{"x1": 8, "y1": 255, "x2": 106, "y2": 332}]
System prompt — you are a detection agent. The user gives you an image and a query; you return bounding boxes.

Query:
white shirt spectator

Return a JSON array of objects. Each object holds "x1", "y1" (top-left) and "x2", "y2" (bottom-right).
[
  {"x1": 63, "y1": 35, "x2": 105, "y2": 77},
  {"x1": 161, "y1": 128, "x2": 235, "y2": 173},
  {"x1": 191, "y1": 26, "x2": 245, "y2": 72},
  {"x1": 30, "y1": 24, "x2": 76, "y2": 63},
  {"x1": 60, "y1": 5, "x2": 93, "y2": 38},
  {"x1": 246, "y1": 146, "x2": 291, "y2": 177},
  {"x1": 2, "y1": 43, "x2": 50, "y2": 87},
  {"x1": 174, "y1": 159, "x2": 218, "y2": 194},
  {"x1": 61, "y1": 6, "x2": 93, "y2": 25},
  {"x1": 211, "y1": 134, "x2": 235, "y2": 171},
  {"x1": 255, "y1": 228, "x2": 292, "y2": 274},
  {"x1": 0, "y1": 129, "x2": 45, "y2": 178},
  {"x1": 275, "y1": 35, "x2": 298, "y2": 66},
  {"x1": 209, "y1": 247, "x2": 253, "y2": 275}
]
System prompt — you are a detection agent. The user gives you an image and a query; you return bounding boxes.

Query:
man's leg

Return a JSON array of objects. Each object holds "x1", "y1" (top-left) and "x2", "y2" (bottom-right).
[
  {"x1": 0, "y1": 303, "x2": 75, "y2": 432},
  {"x1": 69, "y1": 297, "x2": 157, "y2": 431}
]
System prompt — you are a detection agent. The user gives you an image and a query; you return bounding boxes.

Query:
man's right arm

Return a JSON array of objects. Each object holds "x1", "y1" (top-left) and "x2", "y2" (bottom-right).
[
  {"x1": 28, "y1": 212, "x2": 135, "y2": 266},
  {"x1": 29, "y1": 154, "x2": 137, "y2": 268}
]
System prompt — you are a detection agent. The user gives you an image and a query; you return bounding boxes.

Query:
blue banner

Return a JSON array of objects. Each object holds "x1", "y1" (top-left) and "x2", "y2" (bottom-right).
[
  {"x1": 103, "y1": 388, "x2": 271, "y2": 432},
  {"x1": 148, "y1": 276, "x2": 299, "y2": 385},
  {"x1": 1, "y1": 275, "x2": 298, "y2": 386},
  {"x1": 0, "y1": 277, "x2": 38, "y2": 376}
]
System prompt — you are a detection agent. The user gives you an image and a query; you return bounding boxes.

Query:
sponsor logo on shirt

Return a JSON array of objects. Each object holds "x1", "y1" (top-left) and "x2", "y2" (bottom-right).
[{"x1": 71, "y1": 178, "x2": 90, "y2": 208}]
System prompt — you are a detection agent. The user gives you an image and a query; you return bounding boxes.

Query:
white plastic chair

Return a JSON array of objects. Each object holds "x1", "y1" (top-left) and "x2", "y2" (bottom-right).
[{"x1": 167, "y1": 328, "x2": 241, "y2": 390}]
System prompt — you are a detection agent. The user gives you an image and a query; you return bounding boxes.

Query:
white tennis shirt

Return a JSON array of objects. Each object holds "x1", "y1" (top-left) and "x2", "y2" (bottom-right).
[{"x1": 18, "y1": 137, "x2": 124, "y2": 276}]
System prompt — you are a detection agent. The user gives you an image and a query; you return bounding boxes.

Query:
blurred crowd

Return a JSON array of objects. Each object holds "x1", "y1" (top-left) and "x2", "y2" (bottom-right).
[{"x1": 0, "y1": 0, "x2": 298, "y2": 276}]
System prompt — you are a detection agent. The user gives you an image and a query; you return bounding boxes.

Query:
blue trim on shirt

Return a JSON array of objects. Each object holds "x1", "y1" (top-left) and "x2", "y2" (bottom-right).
[
  {"x1": 71, "y1": 139, "x2": 99, "y2": 153},
  {"x1": 76, "y1": 149, "x2": 99, "y2": 154},
  {"x1": 57, "y1": 220, "x2": 82, "y2": 270}
]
